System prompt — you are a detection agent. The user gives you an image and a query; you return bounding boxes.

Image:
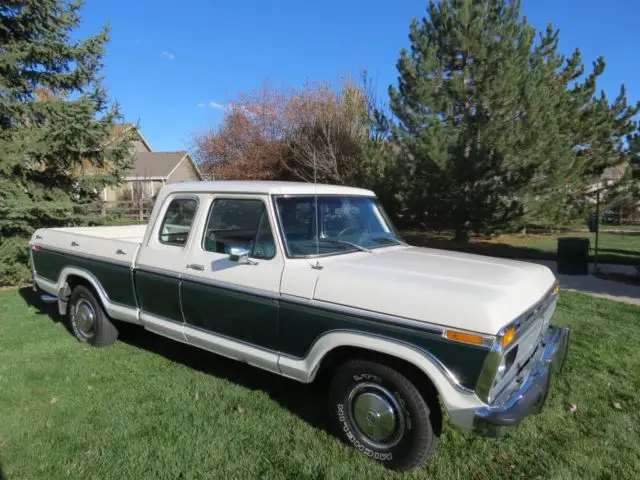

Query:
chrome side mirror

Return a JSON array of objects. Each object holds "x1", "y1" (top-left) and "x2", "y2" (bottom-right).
[
  {"x1": 228, "y1": 246, "x2": 257, "y2": 265},
  {"x1": 229, "y1": 246, "x2": 250, "y2": 262}
]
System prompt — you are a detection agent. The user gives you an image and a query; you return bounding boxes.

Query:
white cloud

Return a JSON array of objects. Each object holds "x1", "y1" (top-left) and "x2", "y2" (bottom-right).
[
  {"x1": 196, "y1": 101, "x2": 229, "y2": 110},
  {"x1": 161, "y1": 51, "x2": 175, "y2": 60}
]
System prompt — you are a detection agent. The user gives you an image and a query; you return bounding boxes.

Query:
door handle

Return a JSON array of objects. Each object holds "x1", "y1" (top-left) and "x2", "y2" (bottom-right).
[
  {"x1": 116, "y1": 249, "x2": 127, "y2": 255},
  {"x1": 186, "y1": 263, "x2": 204, "y2": 271}
]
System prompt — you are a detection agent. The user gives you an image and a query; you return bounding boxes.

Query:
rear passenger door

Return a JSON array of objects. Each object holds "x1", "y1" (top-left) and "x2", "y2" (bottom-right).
[
  {"x1": 135, "y1": 194, "x2": 200, "y2": 341},
  {"x1": 180, "y1": 195, "x2": 284, "y2": 352}
]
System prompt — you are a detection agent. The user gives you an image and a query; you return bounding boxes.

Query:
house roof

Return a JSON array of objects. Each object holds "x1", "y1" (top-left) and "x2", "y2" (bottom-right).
[
  {"x1": 601, "y1": 164, "x2": 628, "y2": 181},
  {"x1": 128, "y1": 151, "x2": 190, "y2": 179},
  {"x1": 111, "y1": 122, "x2": 153, "y2": 151}
]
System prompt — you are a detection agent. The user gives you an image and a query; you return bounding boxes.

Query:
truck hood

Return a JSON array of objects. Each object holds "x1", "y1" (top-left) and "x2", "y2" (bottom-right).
[{"x1": 313, "y1": 246, "x2": 556, "y2": 335}]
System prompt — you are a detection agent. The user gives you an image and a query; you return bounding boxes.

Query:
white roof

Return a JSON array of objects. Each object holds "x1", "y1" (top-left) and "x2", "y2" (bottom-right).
[{"x1": 161, "y1": 181, "x2": 375, "y2": 197}]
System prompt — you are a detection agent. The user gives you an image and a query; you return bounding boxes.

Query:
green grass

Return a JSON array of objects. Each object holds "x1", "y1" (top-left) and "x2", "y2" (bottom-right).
[
  {"x1": 1, "y1": 289, "x2": 639, "y2": 479},
  {"x1": 404, "y1": 231, "x2": 640, "y2": 266}
]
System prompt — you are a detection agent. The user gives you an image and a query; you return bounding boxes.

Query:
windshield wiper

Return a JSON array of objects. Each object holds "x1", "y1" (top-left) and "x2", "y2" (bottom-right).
[
  {"x1": 319, "y1": 239, "x2": 373, "y2": 253},
  {"x1": 371, "y1": 236, "x2": 408, "y2": 246}
]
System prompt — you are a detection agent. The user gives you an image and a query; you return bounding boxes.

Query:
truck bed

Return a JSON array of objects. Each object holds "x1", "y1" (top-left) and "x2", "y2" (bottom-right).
[
  {"x1": 33, "y1": 224, "x2": 147, "y2": 268},
  {"x1": 50, "y1": 224, "x2": 147, "y2": 243}
]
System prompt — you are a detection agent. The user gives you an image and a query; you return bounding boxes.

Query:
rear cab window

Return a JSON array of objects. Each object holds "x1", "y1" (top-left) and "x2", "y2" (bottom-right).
[{"x1": 159, "y1": 197, "x2": 198, "y2": 246}]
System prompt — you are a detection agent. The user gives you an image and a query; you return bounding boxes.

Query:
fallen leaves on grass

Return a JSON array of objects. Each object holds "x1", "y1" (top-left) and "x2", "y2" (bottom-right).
[
  {"x1": 49, "y1": 397, "x2": 59, "y2": 405},
  {"x1": 494, "y1": 452, "x2": 516, "y2": 471},
  {"x1": 236, "y1": 406, "x2": 246, "y2": 414}
]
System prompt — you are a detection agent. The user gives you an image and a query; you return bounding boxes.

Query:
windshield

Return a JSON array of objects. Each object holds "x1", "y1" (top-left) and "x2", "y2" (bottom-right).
[{"x1": 274, "y1": 195, "x2": 403, "y2": 257}]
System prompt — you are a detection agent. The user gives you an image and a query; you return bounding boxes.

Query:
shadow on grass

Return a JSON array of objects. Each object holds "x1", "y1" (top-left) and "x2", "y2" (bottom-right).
[
  {"x1": 18, "y1": 287, "x2": 332, "y2": 437},
  {"x1": 404, "y1": 234, "x2": 555, "y2": 261}
]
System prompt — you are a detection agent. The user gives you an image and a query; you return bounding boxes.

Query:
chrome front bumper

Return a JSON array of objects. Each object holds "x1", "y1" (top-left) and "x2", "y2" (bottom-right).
[{"x1": 473, "y1": 325, "x2": 571, "y2": 437}]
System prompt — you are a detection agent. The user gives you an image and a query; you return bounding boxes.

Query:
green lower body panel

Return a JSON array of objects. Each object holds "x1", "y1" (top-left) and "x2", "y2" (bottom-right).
[
  {"x1": 278, "y1": 301, "x2": 488, "y2": 390},
  {"x1": 180, "y1": 279, "x2": 279, "y2": 351},
  {"x1": 135, "y1": 270, "x2": 182, "y2": 322},
  {"x1": 32, "y1": 248, "x2": 487, "y2": 390},
  {"x1": 32, "y1": 249, "x2": 135, "y2": 307}
]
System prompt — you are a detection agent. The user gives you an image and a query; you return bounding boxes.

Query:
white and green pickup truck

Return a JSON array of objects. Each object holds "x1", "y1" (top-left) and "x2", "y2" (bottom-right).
[{"x1": 30, "y1": 181, "x2": 570, "y2": 471}]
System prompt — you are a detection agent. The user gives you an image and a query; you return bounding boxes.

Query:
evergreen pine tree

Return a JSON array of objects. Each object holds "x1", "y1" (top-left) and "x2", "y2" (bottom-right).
[
  {"x1": 386, "y1": 0, "x2": 638, "y2": 238},
  {"x1": 0, "y1": 0, "x2": 133, "y2": 284}
]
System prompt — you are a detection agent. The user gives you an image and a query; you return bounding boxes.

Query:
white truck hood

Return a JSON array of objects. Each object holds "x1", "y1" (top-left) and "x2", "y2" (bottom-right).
[{"x1": 313, "y1": 246, "x2": 556, "y2": 335}]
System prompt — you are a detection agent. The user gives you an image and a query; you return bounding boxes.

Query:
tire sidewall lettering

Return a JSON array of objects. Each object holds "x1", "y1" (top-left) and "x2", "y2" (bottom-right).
[{"x1": 336, "y1": 402, "x2": 393, "y2": 461}]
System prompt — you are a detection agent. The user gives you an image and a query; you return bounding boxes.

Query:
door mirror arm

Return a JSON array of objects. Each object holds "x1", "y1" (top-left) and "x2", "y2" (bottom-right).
[{"x1": 228, "y1": 247, "x2": 258, "y2": 265}]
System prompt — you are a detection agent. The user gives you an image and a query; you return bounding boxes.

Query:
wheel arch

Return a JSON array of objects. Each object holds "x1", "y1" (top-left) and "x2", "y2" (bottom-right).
[
  {"x1": 278, "y1": 331, "x2": 484, "y2": 427},
  {"x1": 314, "y1": 345, "x2": 441, "y2": 408},
  {"x1": 54, "y1": 267, "x2": 140, "y2": 324}
]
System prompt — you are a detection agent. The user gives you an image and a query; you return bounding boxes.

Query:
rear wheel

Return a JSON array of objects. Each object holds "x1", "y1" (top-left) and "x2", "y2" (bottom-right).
[
  {"x1": 68, "y1": 285, "x2": 118, "y2": 347},
  {"x1": 328, "y1": 359, "x2": 439, "y2": 471}
]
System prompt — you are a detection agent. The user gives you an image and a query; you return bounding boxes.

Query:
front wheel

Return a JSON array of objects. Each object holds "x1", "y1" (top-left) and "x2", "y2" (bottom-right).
[{"x1": 328, "y1": 359, "x2": 439, "y2": 471}]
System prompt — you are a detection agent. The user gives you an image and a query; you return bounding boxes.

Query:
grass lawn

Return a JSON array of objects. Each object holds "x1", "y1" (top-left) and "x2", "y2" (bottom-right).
[
  {"x1": 1, "y1": 289, "x2": 639, "y2": 479},
  {"x1": 404, "y1": 230, "x2": 640, "y2": 266}
]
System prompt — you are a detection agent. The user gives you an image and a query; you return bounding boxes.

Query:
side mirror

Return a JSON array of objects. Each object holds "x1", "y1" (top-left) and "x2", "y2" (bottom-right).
[{"x1": 229, "y1": 246, "x2": 250, "y2": 262}]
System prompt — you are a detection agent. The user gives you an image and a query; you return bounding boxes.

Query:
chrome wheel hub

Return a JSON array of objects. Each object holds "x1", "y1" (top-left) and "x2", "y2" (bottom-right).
[
  {"x1": 348, "y1": 382, "x2": 405, "y2": 448},
  {"x1": 75, "y1": 299, "x2": 95, "y2": 337}
]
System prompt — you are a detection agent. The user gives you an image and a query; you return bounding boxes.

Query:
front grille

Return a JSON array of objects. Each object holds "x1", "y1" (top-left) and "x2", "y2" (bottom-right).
[{"x1": 488, "y1": 289, "x2": 558, "y2": 404}]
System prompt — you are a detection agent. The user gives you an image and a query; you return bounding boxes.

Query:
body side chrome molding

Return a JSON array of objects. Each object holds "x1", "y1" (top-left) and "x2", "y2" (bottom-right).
[
  {"x1": 184, "y1": 324, "x2": 280, "y2": 374},
  {"x1": 181, "y1": 272, "x2": 281, "y2": 300},
  {"x1": 140, "y1": 311, "x2": 187, "y2": 343},
  {"x1": 135, "y1": 264, "x2": 183, "y2": 279},
  {"x1": 280, "y1": 293, "x2": 480, "y2": 340}
]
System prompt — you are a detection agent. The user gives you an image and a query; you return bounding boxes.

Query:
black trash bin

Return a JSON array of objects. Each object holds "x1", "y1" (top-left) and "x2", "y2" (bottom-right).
[{"x1": 557, "y1": 237, "x2": 590, "y2": 275}]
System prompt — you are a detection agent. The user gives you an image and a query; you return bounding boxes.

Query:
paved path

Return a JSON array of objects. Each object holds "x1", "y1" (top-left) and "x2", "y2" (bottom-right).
[{"x1": 525, "y1": 260, "x2": 640, "y2": 306}]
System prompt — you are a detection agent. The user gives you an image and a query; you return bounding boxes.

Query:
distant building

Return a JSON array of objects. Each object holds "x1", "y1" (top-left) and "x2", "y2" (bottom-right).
[{"x1": 101, "y1": 124, "x2": 204, "y2": 202}]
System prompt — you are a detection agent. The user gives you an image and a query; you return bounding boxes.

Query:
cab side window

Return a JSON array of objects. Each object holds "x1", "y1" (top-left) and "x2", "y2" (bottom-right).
[
  {"x1": 159, "y1": 198, "x2": 198, "y2": 246},
  {"x1": 202, "y1": 199, "x2": 276, "y2": 259}
]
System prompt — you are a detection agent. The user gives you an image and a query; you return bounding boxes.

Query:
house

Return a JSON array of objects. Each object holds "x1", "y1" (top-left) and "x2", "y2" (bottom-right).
[
  {"x1": 102, "y1": 124, "x2": 204, "y2": 202},
  {"x1": 584, "y1": 163, "x2": 629, "y2": 202}
]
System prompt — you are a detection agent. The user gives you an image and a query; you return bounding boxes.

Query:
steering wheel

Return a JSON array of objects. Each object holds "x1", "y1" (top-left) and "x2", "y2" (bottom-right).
[{"x1": 337, "y1": 226, "x2": 357, "y2": 238}]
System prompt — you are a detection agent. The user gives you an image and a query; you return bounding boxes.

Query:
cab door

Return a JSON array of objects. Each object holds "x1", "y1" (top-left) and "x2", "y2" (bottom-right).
[
  {"x1": 135, "y1": 194, "x2": 202, "y2": 342},
  {"x1": 179, "y1": 194, "x2": 284, "y2": 354}
]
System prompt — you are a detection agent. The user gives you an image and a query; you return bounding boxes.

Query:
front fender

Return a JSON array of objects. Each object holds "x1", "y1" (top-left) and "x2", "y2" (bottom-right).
[{"x1": 277, "y1": 331, "x2": 485, "y2": 429}]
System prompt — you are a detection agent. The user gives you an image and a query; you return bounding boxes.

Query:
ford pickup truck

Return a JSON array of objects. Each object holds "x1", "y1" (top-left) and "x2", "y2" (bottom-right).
[{"x1": 30, "y1": 181, "x2": 570, "y2": 471}]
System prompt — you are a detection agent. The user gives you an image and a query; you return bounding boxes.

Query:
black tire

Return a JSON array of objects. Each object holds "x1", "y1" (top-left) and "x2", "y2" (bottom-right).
[
  {"x1": 328, "y1": 359, "x2": 439, "y2": 471},
  {"x1": 68, "y1": 285, "x2": 118, "y2": 347}
]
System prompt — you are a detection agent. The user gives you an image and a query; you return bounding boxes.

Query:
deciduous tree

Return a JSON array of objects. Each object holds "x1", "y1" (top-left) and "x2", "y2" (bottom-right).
[{"x1": 192, "y1": 79, "x2": 380, "y2": 186}]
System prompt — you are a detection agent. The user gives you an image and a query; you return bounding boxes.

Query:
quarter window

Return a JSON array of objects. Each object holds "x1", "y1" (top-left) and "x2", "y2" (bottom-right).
[
  {"x1": 202, "y1": 199, "x2": 276, "y2": 260},
  {"x1": 159, "y1": 198, "x2": 198, "y2": 246}
]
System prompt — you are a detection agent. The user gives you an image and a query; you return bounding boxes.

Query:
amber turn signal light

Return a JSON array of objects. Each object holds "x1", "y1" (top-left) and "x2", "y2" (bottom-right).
[
  {"x1": 445, "y1": 330, "x2": 485, "y2": 346},
  {"x1": 501, "y1": 326, "x2": 516, "y2": 348}
]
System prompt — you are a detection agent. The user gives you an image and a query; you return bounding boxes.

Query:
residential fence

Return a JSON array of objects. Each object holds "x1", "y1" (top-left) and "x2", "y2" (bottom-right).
[{"x1": 86, "y1": 200, "x2": 155, "y2": 223}]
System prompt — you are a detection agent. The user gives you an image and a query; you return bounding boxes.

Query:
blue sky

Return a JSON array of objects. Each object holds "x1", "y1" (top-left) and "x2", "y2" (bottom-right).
[{"x1": 76, "y1": 0, "x2": 640, "y2": 152}]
